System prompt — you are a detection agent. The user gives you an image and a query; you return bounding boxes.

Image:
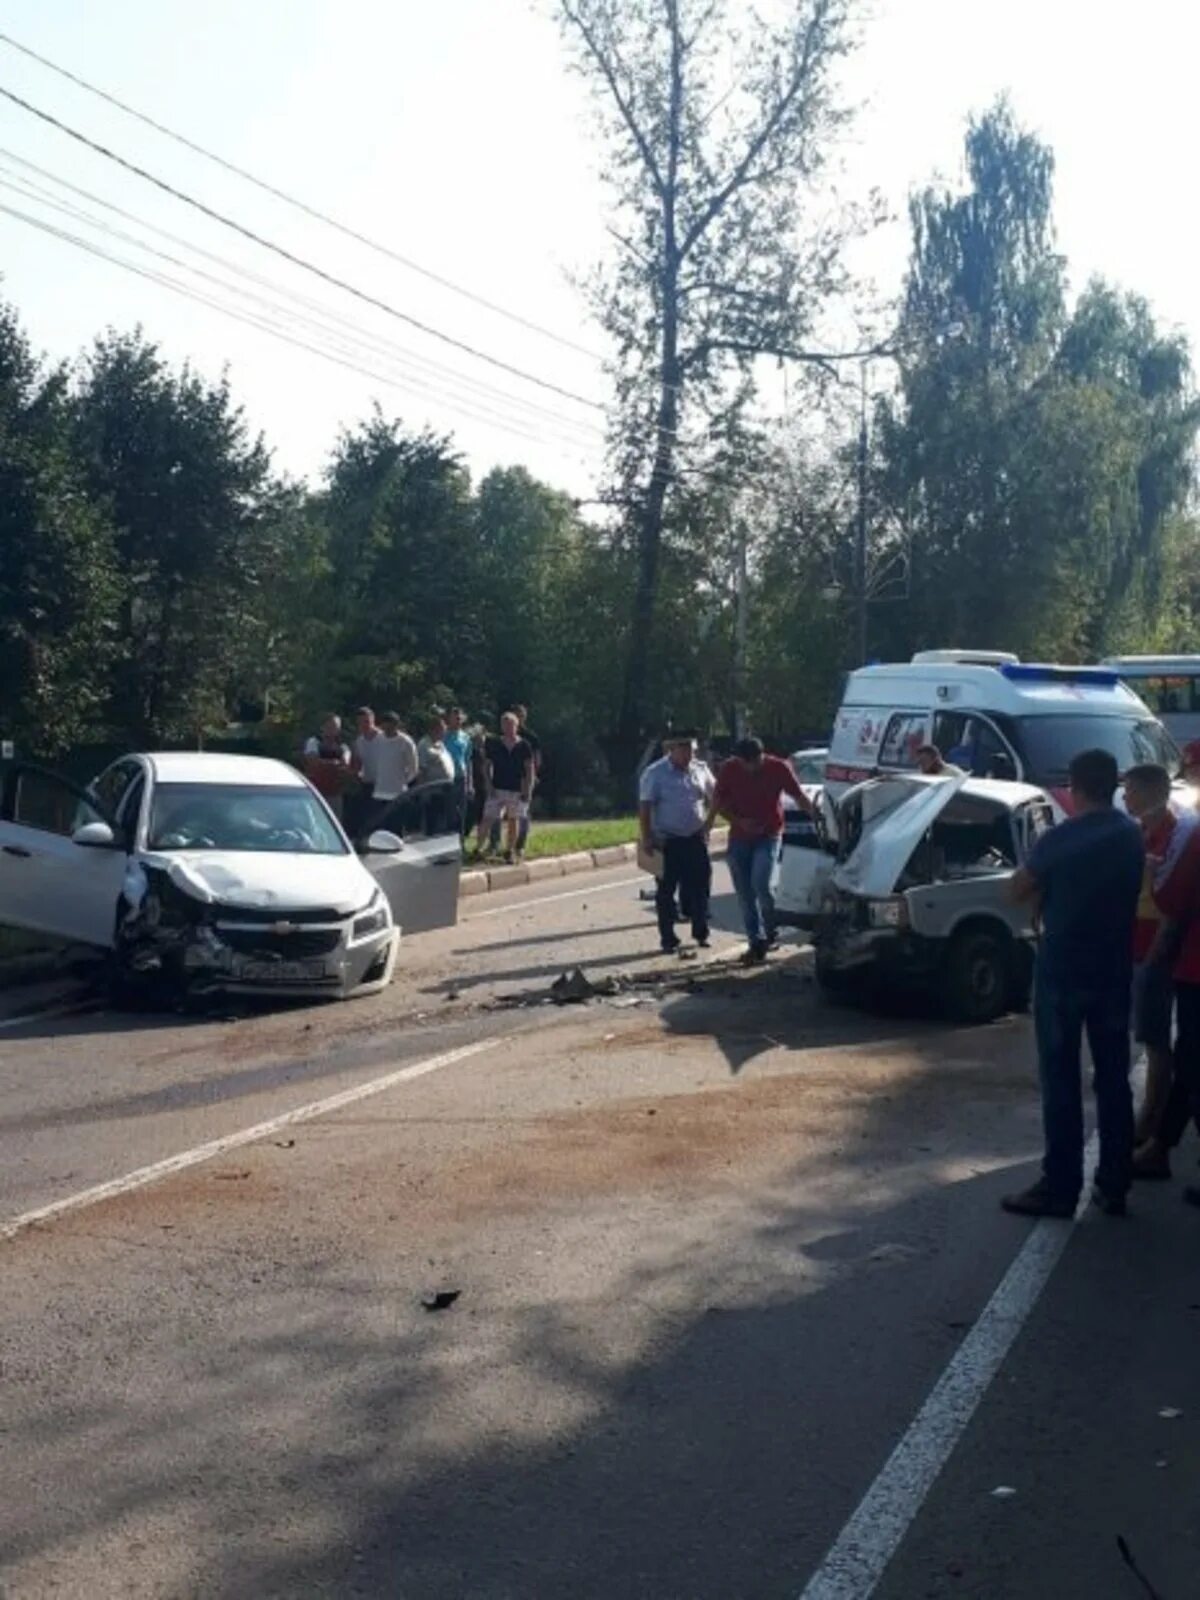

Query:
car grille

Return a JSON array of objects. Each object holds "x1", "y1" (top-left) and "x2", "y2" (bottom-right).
[
  {"x1": 215, "y1": 905, "x2": 343, "y2": 926},
  {"x1": 219, "y1": 928, "x2": 342, "y2": 959}
]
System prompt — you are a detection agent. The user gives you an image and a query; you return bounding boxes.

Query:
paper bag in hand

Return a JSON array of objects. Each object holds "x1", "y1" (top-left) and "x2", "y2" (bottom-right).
[{"x1": 637, "y1": 842, "x2": 664, "y2": 879}]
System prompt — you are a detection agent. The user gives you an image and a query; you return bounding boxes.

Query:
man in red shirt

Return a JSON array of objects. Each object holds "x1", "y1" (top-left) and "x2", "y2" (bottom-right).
[
  {"x1": 1124, "y1": 765, "x2": 1183, "y2": 1166},
  {"x1": 1136, "y1": 775, "x2": 1200, "y2": 1202},
  {"x1": 710, "y1": 737, "x2": 813, "y2": 964}
]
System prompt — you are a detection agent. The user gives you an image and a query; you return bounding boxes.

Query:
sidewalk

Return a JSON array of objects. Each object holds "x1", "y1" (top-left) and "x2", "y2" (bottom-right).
[{"x1": 459, "y1": 827, "x2": 729, "y2": 898}]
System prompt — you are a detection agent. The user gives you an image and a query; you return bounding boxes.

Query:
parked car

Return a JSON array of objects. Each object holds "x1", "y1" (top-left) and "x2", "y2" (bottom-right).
[
  {"x1": 0, "y1": 753, "x2": 461, "y2": 1002},
  {"x1": 786, "y1": 771, "x2": 1054, "y2": 1023}
]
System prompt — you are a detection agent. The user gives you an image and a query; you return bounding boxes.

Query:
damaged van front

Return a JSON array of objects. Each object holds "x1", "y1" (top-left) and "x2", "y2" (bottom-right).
[{"x1": 814, "y1": 774, "x2": 1053, "y2": 1023}]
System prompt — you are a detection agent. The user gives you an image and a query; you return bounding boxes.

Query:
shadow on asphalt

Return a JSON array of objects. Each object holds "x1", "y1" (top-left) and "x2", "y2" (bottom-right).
[{"x1": 1, "y1": 1022, "x2": 1061, "y2": 1600}]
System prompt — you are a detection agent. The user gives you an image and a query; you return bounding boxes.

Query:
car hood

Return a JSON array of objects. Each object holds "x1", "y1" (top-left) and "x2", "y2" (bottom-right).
[
  {"x1": 140, "y1": 850, "x2": 376, "y2": 914},
  {"x1": 833, "y1": 773, "x2": 968, "y2": 899}
]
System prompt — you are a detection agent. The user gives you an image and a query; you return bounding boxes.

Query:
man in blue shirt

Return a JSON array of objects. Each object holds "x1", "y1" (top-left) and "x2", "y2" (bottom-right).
[
  {"x1": 1004, "y1": 749, "x2": 1144, "y2": 1218},
  {"x1": 443, "y1": 707, "x2": 474, "y2": 837},
  {"x1": 639, "y1": 734, "x2": 715, "y2": 954}
]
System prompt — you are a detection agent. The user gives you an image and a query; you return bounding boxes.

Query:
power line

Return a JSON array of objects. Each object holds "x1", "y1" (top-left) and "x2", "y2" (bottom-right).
[
  {"x1": 0, "y1": 151, "x2": 607, "y2": 447},
  {"x1": 0, "y1": 197, "x2": 603, "y2": 460},
  {"x1": 0, "y1": 28, "x2": 605, "y2": 363},
  {"x1": 0, "y1": 81, "x2": 610, "y2": 417}
]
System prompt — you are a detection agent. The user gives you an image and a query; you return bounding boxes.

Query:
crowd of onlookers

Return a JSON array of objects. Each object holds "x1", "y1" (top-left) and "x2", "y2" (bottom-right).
[{"x1": 300, "y1": 702, "x2": 542, "y2": 860}]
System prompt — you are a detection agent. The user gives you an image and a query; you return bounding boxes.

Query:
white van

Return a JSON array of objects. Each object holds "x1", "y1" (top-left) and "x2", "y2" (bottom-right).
[{"x1": 824, "y1": 650, "x2": 1177, "y2": 808}]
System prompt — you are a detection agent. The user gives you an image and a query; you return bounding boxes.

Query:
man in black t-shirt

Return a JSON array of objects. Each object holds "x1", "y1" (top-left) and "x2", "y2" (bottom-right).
[
  {"x1": 490, "y1": 702, "x2": 542, "y2": 855},
  {"x1": 475, "y1": 711, "x2": 534, "y2": 862}
]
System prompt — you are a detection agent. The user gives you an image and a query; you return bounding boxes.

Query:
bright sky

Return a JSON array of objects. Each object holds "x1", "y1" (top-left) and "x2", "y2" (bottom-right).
[{"x1": 0, "y1": 1, "x2": 1195, "y2": 497}]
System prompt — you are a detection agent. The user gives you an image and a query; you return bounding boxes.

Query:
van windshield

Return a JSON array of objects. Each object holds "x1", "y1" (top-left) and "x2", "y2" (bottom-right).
[{"x1": 1005, "y1": 716, "x2": 1179, "y2": 784}]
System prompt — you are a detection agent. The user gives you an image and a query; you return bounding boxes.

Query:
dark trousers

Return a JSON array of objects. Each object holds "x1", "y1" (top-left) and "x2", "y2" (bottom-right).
[
  {"x1": 656, "y1": 833, "x2": 711, "y2": 947},
  {"x1": 1158, "y1": 981, "x2": 1200, "y2": 1147},
  {"x1": 1034, "y1": 970, "x2": 1134, "y2": 1201}
]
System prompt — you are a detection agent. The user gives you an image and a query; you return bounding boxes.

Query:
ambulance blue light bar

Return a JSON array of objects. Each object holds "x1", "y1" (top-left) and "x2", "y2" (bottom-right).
[{"x1": 999, "y1": 663, "x2": 1121, "y2": 686}]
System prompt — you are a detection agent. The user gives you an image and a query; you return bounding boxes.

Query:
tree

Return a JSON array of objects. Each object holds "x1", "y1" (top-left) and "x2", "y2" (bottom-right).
[
  {"x1": 317, "y1": 410, "x2": 479, "y2": 717},
  {"x1": 72, "y1": 330, "x2": 285, "y2": 745},
  {"x1": 0, "y1": 302, "x2": 117, "y2": 756},
  {"x1": 558, "y1": 0, "x2": 864, "y2": 757},
  {"x1": 876, "y1": 102, "x2": 1200, "y2": 662}
]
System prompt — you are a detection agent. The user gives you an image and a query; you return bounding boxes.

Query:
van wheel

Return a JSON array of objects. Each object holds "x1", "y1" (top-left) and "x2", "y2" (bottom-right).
[{"x1": 944, "y1": 929, "x2": 1009, "y2": 1024}]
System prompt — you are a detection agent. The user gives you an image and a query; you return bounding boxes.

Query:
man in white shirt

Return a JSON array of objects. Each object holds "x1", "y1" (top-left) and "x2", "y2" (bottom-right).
[
  {"x1": 370, "y1": 711, "x2": 418, "y2": 827},
  {"x1": 350, "y1": 706, "x2": 382, "y2": 835},
  {"x1": 638, "y1": 733, "x2": 715, "y2": 954}
]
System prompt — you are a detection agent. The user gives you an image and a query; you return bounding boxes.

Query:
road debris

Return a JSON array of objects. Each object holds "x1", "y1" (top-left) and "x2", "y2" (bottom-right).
[
  {"x1": 213, "y1": 1170, "x2": 251, "y2": 1181},
  {"x1": 990, "y1": 1486, "x2": 1017, "y2": 1499},
  {"x1": 421, "y1": 1289, "x2": 461, "y2": 1312},
  {"x1": 273, "y1": 1139, "x2": 296, "y2": 1150},
  {"x1": 1157, "y1": 1406, "x2": 1184, "y2": 1419},
  {"x1": 550, "y1": 968, "x2": 597, "y2": 1004}
]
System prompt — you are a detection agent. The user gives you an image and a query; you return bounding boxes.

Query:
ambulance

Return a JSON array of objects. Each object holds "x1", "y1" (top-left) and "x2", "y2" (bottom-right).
[{"x1": 823, "y1": 650, "x2": 1178, "y2": 813}]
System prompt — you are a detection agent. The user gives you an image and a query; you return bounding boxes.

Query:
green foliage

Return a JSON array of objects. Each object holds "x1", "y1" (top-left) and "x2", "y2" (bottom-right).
[{"x1": 0, "y1": 306, "x2": 118, "y2": 755}]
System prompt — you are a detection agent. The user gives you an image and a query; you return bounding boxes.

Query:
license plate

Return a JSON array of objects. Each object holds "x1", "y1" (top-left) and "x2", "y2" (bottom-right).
[{"x1": 234, "y1": 958, "x2": 328, "y2": 984}]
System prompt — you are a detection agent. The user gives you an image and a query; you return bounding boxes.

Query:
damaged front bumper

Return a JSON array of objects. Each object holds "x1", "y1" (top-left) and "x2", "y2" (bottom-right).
[{"x1": 118, "y1": 866, "x2": 398, "y2": 1000}]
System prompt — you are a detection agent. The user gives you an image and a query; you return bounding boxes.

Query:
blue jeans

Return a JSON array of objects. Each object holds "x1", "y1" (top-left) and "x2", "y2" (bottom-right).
[
  {"x1": 727, "y1": 836, "x2": 781, "y2": 947},
  {"x1": 1034, "y1": 969, "x2": 1133, "y2": 1201}
]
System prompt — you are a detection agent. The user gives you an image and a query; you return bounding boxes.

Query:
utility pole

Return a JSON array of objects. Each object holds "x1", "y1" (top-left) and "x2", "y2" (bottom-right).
[
  {"x1": 733, "y1": 517, "x2": 749, "y2": 739},
  {"x1": 855, "y1": 361, "x2": 869, "y2": 667}
]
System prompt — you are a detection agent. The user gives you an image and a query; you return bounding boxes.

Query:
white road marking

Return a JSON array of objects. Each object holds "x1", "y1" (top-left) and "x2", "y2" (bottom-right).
[
  {"x1": 0, "y1": 999, "x2": 99, "y2": 1032},
  {"x1": 463, "y1": 875, "x2": 644, "y2": 919},
  {"x1": 798, "y1": 1131, "x2": 1102, "y2": 1599},
  {"x1": 0, "y1": 1037, "x2": 491, "y2": 1244}
]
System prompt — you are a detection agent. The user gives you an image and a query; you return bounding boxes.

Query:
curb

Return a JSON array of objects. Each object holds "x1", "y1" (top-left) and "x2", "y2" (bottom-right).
[{"x1": 458, "y1": 829, "x2": 728, "y2": 900}]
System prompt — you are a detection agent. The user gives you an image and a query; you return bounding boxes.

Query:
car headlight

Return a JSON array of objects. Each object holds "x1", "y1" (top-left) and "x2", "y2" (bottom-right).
[
  {"x1": 867, "y1": 897, "x2": 908, "y2": 929},
  {"x1": 352, "y1": 890, "x2": 390, "y2": 942}
]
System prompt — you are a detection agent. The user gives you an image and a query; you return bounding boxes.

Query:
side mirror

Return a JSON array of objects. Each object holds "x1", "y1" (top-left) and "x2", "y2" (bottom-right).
[
  {"x1": 72, "y1": 820, "x2": 117, "y2": 849},
  {"x1": 366, "y1": 829, "x2": 404, "y2": 856}
]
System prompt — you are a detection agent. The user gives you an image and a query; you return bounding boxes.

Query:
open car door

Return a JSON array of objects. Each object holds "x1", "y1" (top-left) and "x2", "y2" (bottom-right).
[
  {"x1": 774, "y1": 790, "x2": 838, "y2": 929},
  {"x1": 360, "y1": 780, "x2": 462, "y2": 935},
  {"x1": 0, "y1": 764, "x2": 127, "y2": 948}
]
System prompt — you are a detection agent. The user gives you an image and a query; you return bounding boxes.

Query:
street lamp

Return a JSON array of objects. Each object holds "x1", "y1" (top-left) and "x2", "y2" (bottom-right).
[{"x1": 849, "y1": 320, "x2": 965, "y2": 665}]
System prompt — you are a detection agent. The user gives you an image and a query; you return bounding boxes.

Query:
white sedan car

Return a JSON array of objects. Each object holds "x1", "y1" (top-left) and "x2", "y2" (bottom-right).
[{"x1": 0, "y1": 752, "x2": 449, "y2": 1001}]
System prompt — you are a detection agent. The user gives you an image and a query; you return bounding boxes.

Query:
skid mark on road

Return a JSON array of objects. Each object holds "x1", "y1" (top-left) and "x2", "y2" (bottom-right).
[{"x1": 0, "y1": 1038, "x2": 491, "y2": 1243}]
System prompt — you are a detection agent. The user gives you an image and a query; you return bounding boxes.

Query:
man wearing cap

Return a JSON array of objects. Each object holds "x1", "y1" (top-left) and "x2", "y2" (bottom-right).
[{"x1": 639, "y1": 734, "x2": 715, "y2": 954}]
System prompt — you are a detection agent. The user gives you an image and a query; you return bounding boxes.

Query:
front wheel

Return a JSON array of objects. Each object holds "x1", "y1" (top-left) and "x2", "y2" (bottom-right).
[{"x1": 943, "y1": 928, "x2": 1009, "y2": 1025}]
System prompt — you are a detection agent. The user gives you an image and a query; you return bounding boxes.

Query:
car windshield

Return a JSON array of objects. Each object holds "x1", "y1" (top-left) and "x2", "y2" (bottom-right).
[
  {"x1": 1009, "y1": 715, "x2": 1180, "y2": 784},
  {"x1": 792, "y1": 753, "x2": 827, "y2": 785},
  {"x1": 147, "y1": 783, "x2": 347, "y2": 854}
]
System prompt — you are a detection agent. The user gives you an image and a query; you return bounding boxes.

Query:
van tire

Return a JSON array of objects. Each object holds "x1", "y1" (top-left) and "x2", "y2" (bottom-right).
[{"x1": 944, "y1": 927, "x2": 1009, "y2": 1024}]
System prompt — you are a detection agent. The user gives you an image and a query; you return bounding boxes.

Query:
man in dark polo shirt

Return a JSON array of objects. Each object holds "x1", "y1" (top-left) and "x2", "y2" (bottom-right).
[
  {"x1": 475, "y1": 712, "x2": 534, "y2": 863},
  {"x1": 1003, "y1": 749, "x2": 1144, "y2": 1218},
  {"x1": 711, "y1": 737, "x2": 813, "y2": 963}
]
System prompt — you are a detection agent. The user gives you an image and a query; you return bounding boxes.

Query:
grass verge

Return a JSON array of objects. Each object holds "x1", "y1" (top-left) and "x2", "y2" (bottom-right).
[{"x1": 521, "y1": 817, "x2": 638, "y2": 860}]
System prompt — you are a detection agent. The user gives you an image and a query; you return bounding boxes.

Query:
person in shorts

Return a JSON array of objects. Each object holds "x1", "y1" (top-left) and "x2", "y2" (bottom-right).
[{"x1": 475, "y1": 712, "x2": 534, "y2": 863}]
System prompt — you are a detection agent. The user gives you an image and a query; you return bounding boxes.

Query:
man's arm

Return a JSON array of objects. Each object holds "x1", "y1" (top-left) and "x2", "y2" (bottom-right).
[
  {"x1": 1007, "y1": 866, "x2": 1040, "y2": 906},
  {"x1": 520, "y1": 747, "x2": 535, "y2": 803}
]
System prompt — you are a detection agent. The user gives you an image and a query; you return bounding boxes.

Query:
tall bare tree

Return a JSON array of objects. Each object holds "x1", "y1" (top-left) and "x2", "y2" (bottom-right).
[{"x1": 558, "y1": 0, "x2": 864, "y2": 754}]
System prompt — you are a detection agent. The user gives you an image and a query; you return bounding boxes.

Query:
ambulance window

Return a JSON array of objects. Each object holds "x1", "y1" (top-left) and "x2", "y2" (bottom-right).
[
  {"x1": 933, "y1": 712, "x2": 1012, "y2": 778},
  {"x1": 879, "y1": 713, "x2": 928, "y2": 768}
]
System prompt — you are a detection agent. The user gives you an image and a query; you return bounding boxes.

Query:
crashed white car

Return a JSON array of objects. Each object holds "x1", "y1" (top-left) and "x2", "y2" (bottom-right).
[
  {"x1": 779, "y1": 772, "x2": 1055, "y2": 1023},
  {"x1": 0, "y1": 752, "x2": 452, "y2": 1001}
]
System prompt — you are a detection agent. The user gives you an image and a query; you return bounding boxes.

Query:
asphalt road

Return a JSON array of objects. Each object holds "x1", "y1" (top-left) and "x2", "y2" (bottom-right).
[{"x1": 2, "y1": 861, "x2": 1198, "y2": 1599}]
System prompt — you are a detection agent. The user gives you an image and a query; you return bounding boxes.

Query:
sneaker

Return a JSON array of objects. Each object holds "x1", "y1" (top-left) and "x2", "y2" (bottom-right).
[
  {"x1": 660, "y1": 938, "x2": 682, "y2": 955},
  {"x1": 740, "y1": 942, "x2": 768, "y2": 967},
  {"x1": 696, "y1": 935, "x2": 711, "y2": 950},
  {"x1": 1091, "y1": 1182, "x2": 1127, "y2": 1218},
  {"x1": 503, "y1": 850, "x2": 514, "y2": 866},
  {"x1": 1000, "y1": 1181, "x2": 1076, "y2": 1219},
  {"x1": 1132, "y1": 1142, "x2": 1172, "y2": 1181}
]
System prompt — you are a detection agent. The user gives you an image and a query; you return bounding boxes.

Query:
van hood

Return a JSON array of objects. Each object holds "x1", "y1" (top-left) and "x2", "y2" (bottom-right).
[
  {"x1": 140, "y1": 850, "x2": 376, "y2": 915},
  {"x1": 833, "y1": 773, "x2": 967, "y2": 899}
]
